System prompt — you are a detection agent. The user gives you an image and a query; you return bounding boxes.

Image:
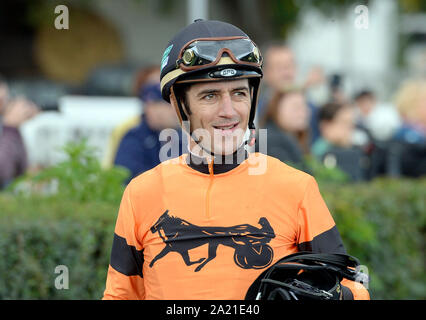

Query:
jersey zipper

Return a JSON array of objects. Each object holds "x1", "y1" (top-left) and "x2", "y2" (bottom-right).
[{"x1": 205, "y1": 159, "x2": 214, "y2": 219}]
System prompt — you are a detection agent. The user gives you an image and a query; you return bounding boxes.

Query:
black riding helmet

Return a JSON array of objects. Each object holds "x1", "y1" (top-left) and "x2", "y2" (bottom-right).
[
  {"x1": 160, "y1": 19, "x2": 263, "y2": 133},
  {"x1": 245, "y1": 251, "x2": 368, "y2": 300}
]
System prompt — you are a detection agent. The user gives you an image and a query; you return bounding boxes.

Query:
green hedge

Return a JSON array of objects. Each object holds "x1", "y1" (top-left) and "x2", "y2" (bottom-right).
[
  {"x1": 0, "y1": 141, "x2": 424, "y2": 299},
  {"x1": 0, "y1": 140, "x2": 125, "y2": 299},
  {"x1": 0, "y1": 178, "x2": 424, "y2": 300},
  {"x1": 0, "y1": 197, "x2": 117, "y2": 299},
  {"x1": 321, "y1": 178, "x2": 426, "y2": 300}
]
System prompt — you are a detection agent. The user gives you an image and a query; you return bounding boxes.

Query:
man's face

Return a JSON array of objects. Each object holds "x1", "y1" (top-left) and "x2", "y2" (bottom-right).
[
  {"x1": 184, "y1": 79, "x2": 251, "y2": 155},
  {"x1": 356, "y1": 96, "x2": 376, "y2": 116},
  {"x1": 264, "y1": 47, "x2": 297, "y2": 91}
]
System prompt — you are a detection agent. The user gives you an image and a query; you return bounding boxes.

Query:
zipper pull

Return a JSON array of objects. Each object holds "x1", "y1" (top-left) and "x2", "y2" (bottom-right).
[{"x1": 208, "y1": 158, "x2": 214, "y2": 175}]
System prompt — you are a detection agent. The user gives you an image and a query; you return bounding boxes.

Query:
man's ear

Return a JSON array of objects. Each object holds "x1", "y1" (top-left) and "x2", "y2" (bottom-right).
[
  {"x1": 169, "y1": 86, "x2": 184, "y2": 124},
  {"x1": 169, "y1": 86, "x2": 192, "y2": 134}
]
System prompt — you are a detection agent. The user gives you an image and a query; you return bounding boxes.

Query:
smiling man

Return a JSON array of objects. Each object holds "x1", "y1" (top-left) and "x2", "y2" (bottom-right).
[
  {"x1": 103, "y1": 19, "x2": 369, "y2": 300},
  {"x1": 182, "y1": 79, "x2": 251, "y2": 157}
]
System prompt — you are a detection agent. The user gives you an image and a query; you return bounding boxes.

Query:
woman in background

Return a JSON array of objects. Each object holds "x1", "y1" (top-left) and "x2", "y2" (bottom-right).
[
  {"x1": 258, "y1": 89, "x2": 311, "y2": 172},
  {"x1": 388, "y1": 79, "x2": 426, "y2": 177}
]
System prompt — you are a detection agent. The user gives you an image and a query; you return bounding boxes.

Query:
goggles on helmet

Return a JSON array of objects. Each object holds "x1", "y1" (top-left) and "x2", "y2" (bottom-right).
[{"x1": 176, "y1": 36, "x2": 262, "y2": 71}]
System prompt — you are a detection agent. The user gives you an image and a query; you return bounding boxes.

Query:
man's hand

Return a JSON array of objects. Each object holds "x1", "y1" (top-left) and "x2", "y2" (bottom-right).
[{"x1": 3, "y1": 97, "x2": 40, "y2": 128}]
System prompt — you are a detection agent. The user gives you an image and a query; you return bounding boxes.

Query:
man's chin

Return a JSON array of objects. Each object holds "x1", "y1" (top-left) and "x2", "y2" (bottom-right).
[
  {"x1": 195, "y1": 145, "x2": 236, "y2": 157},
  {"x1": 212, "y1": 140, "x2": 244, "y2": 156},
  {"x1": 189, "y1": 131, "x2": 246, "y2": 158}
]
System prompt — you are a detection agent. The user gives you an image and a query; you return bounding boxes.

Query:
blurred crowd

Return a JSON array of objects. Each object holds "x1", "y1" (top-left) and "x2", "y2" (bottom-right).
[
  {"x1": 256, "y1": 43, "x2": 425, "y2": 181},
  {"x1": 1, "y1": 42, "x2": 425, "y2": 189}
]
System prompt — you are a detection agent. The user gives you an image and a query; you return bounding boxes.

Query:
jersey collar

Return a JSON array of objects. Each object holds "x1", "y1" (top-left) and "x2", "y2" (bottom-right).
[{"x1": 185, "y1": 146, "x2": 248, "y2": 175}]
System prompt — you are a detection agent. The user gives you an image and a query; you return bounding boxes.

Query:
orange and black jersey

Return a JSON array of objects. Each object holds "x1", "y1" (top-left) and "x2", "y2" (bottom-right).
[{"x1": 103, "y1": 150, "x2": 369, "y2": 300}]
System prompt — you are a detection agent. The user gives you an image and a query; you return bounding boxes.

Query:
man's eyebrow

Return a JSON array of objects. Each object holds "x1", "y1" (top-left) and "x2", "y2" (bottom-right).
[
  {"x1": 231, "y1": 86, "x2": 250, "y2": 92},
  {"x1": 196, "y1": 89, "x2": 220, "y2": 98},
  {"x1": 195, "y1": 85, "x2": 250, "y2": 98}
]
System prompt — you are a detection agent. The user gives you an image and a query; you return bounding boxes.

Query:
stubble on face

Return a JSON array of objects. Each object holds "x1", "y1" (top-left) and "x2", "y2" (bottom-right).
[{"x1": 184, "y1": 79, "x2": 251, "y2": 156}]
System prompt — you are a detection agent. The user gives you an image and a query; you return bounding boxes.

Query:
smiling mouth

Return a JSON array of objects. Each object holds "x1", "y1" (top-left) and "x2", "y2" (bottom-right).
[{"x1": 213, "y1": 123, "x2": 239, "y2": 131}]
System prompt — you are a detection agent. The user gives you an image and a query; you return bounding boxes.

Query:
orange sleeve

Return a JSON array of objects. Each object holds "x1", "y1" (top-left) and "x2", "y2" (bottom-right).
[
  {"x1": 103, "y1": 184, "x2": 146, "y2": 300},
  {"x1": 297, "y1": 176, "x2": 370, "y2": 300},
  {"x1": 297, "y1": 176, "x2": 345, "y2": 253},
  {"x1": 341, "y1": 279, "x2": 370, "y2": 300}
]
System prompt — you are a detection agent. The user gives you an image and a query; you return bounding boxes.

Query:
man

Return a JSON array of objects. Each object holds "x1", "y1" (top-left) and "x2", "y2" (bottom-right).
[
  {"x1": 113, "y1": 81, "x2": 181, "y2": 184},
  {"x1": 102, "y1": 66, "x2": 163, "y2": 170},
  {"x1": 0, "y1": 77, "x2": 39, "y2": 189},
  {"x1": 258, "y1": 42, "x2": 324, "y2": 144},
  {"x1": 353, "y1": 89, "x2": 401, "y2": 142},
  {"x1": 352, "y1": 89, "x2": 402, "y2": 179},
  {"x1": 103, "y1": 20, "x2": 369, "y2": 300}
]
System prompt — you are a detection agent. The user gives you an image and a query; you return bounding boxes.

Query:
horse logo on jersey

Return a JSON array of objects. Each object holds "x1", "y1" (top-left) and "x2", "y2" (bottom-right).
[{"x1": 149, "y1": 210, "x2": 275, "y2": 272}]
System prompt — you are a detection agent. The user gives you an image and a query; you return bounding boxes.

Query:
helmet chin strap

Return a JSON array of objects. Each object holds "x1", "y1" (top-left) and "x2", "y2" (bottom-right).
[
  {"x1": 189, "y1": 128, "x2": 253, "y2": 159},
  {"x1": 246, "y1": 126, "x2": 256, "y2": 147},
  {"x1": 188, "y1": 132, "x2": 216, "y2": 158}
]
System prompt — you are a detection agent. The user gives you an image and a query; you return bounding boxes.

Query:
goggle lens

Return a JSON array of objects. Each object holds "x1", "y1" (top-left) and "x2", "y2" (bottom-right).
[{"x1": 179, "y1": 38, "x2": 262, "y2": 68}]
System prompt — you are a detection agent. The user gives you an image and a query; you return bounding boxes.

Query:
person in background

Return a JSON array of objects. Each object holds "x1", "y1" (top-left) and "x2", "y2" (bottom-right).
[
  {"x1": 113, "y1": 81, "x2": 181, "y2": 184},
  {"x1": 388, "y1": 79, "x2": 426, "y2": 177},
  {"x1": 103, "y1": 66, "x2": 161, "y2": 169},
  {"x1": 328, "y1": 74, "x2": 347, "y2": 105},
  {"x1": 353, "y1": 90, "x2": 375, "y2": 127},
  {"x1": 259, "y1": 89, "x2": 311, "y2": 172},
  {"x1": 259, "y1": 42, "x2": 324, "y2": 144},
  {"x1": 352, "y1": 89, "x2": 401, "y2": 179},
  {"x1": 353, "y1": 89, "x2": 401, "y2": 142},
  {"x1": 312, "y1": 102, "x2": 365, "y2": 181},
  {"x1": 0, "y1": 76, "x2": 39, "y2": 189}
]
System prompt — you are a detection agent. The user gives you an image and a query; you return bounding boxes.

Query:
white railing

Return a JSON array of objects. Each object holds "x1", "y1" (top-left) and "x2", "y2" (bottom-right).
[{"x1": 20, "y1": 95, "x2": 142, "y2": 167}]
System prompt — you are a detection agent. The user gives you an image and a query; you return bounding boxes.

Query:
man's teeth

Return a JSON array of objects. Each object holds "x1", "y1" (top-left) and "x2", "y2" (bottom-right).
[{"x1": 215, "y1": 124, "x2": 235, "y2": 130}]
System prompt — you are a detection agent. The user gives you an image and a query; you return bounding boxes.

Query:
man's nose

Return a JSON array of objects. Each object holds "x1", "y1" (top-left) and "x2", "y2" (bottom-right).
[{"x1": 218, "y1": 93, "x2": 237, "y2": 118}]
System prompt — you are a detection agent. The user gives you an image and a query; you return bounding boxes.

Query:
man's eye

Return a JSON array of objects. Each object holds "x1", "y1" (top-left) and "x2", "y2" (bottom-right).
[
  {"x1": 234, "y1": 91, "x2": 247, "y2": 97},
  {"x1": 203, "y1": 94, "x2": 215, "y2": 100}
]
